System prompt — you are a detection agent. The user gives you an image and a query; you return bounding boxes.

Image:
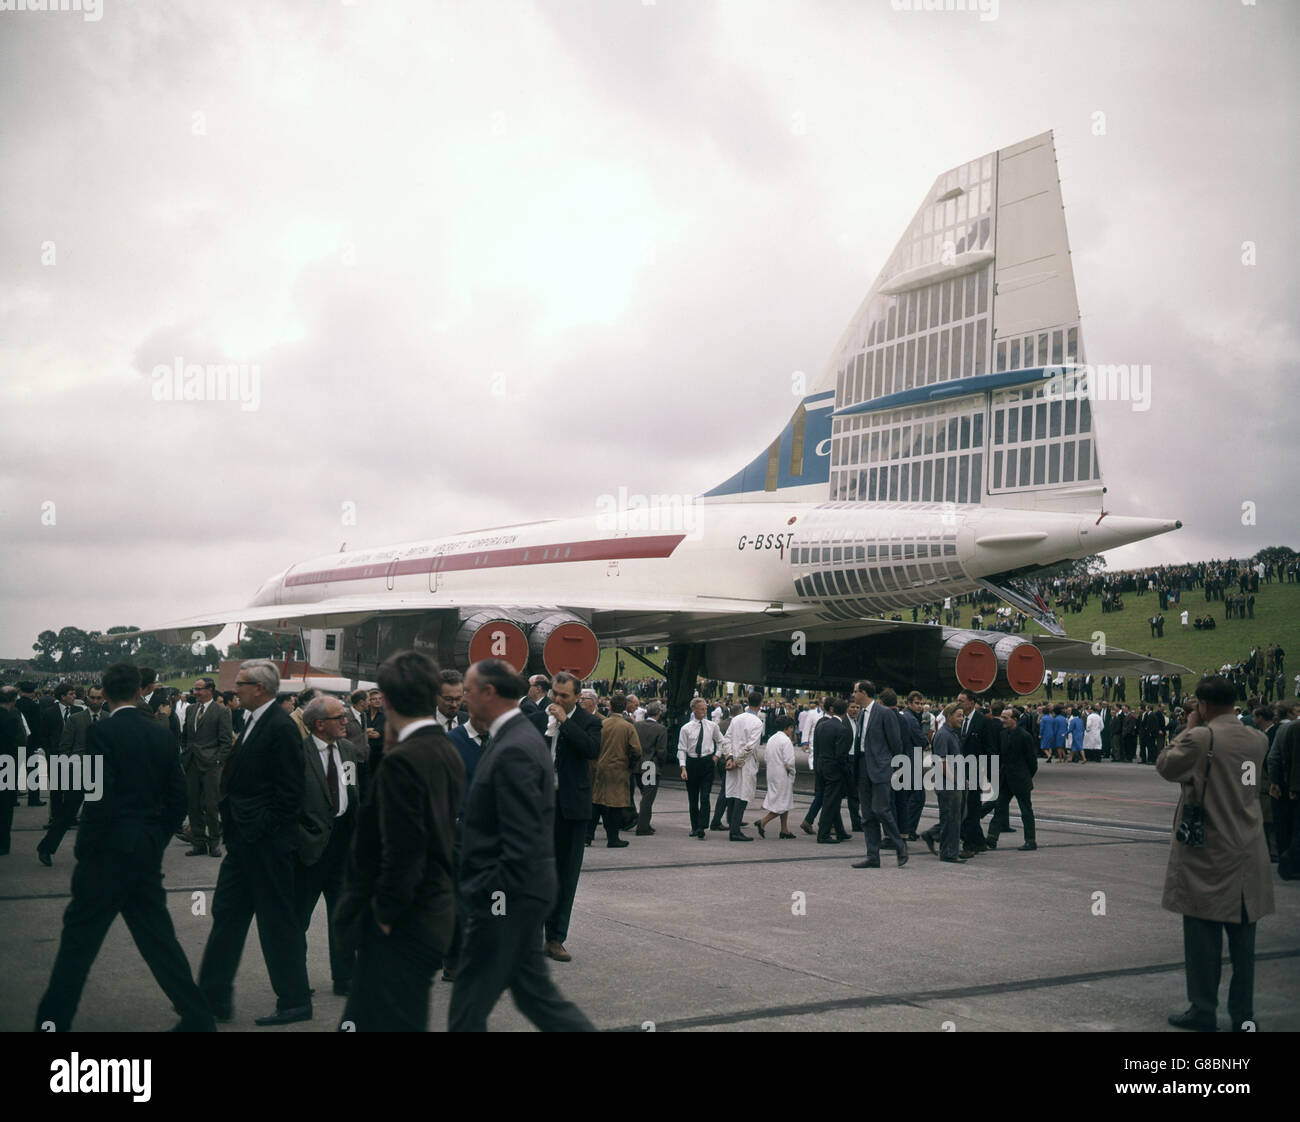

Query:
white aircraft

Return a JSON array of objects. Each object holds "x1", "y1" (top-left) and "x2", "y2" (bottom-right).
[{"x1": 129, "y1": 131, "x2": 1187, "y2": 710}]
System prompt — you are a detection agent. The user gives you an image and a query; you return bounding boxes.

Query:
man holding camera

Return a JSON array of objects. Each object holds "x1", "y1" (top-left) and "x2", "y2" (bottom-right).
[{"x1": 1158, "y1": 675, "x2": 1273, "y2": 1032}]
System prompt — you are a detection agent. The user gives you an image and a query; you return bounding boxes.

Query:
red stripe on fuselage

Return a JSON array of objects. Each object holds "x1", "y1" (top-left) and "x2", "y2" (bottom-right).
[{"x1": 284, "y1": 534, "x2": 687, "y2": 588}]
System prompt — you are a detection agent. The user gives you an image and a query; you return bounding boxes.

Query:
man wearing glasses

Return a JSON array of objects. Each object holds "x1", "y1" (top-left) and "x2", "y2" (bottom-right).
[
  {"x1": 197, "y1": 659, "x2": 311, "y2": 1026},
  {"x1": 294, "y1": 695, "x2": 360, "y2": 998},
  {"x1": 179, "y1": 677, "x2": 233, "y2": 858}
]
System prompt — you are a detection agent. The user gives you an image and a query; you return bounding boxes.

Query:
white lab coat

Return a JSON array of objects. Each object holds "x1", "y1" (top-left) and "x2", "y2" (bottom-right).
[
  {"x1": 723, "y1": 710, "x2": 763, "y2": 802},
  {"x1": 1083, "y1": 711, "x2": 1103, "y2": 750},
  {"x1": 762, "y1": 732, "x2": 796, "y2": 813}
]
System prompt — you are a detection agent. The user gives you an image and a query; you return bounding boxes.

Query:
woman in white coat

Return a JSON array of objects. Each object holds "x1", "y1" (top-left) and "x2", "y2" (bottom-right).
[{"x1": 757, "y1": 715, "x2": 799, "y2": 839}]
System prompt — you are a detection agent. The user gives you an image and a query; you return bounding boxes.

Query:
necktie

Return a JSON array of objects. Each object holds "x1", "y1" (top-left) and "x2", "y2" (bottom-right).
[
  {"x1": 480, "y1": 732, "x2": 491, "y2": 752},
  {"x1": 695, "y1": 721, "x2": 705, "y2": 756},
  {"x1": 326, "y1": 749, "x2": 339, "y2": 815}
]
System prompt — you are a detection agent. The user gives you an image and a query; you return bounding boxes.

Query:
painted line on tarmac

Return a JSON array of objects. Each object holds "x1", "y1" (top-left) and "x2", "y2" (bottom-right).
[{"x1": 607, "y1": 948, "x2": 1300, "y2": 1031}]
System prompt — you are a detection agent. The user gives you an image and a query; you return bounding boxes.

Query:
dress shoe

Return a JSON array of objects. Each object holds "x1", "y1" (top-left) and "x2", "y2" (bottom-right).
[
  {"x1": 333, "y1": 981, "x2": 350, "y2": 996},
  {"x1": 544, "y1": 941, "x2": 572, "y2": 962},
  {"x1": 693, "y1": 829, "x2": 706, "y2": 839},
  {"x1": 1018, "y1": 841, "x2": 1037, "y2": 851},
  {"x1": 606, "y1": 839, "x2": 629, "y2": 848},
  {"x1": 754, "y1": 820, "x2": 766, "y2": 838},
  {"x1": 939, "y1": 856, "x2": 967, "y2": 864},
  {"x1": 175, "y1": 830, "x2": 192, "y2": 843},
  {"x1": 37, "y1": 848, "x2": 52, "y2": 867},
  {"x1": 896, "y1": 846, "x2": 908, "y2": 868},
  {"x1": 635, "y1": 829, "x2": 654, "y2": 836},
  {"x1": 254, "y1": 1005, "x2": 312, "y2": 1026},
  {"x1": 185, "y1": 844, "x2": 208, "y2": 856},
  {"x1": 799, "y1": 820, "x2": 814, "y2": 835},
  {"x1": 208, "y1": 842, "x2": 223, "y2": 858},
  {"x1": 960, "y1": 849, "x2": 976, "y2": 859},
  {"x1": 208, "y1": 1004, "x2": 234, "y2": 1023},
  {"x1": 779, "y1": 832, "x2": 797, "y2": 839},
  {"x1": 851, "y1": 859, "x2": 881, "y2": 868},
  {"x1": 442, "y1": 968, "x2": 457, "y2": 983},
  {"x1": 835, "y1": 833, "x2": 851, "y2": 842},
  {"x1": 709, "y1": 824, "x2": 728, "y2": 832},
  {"x1": 1002, "y1": 826, "x2": 1017, "y2": 833},
  {"x1": 985, "y1": 839, "x2": 998, "y2": 850},
  {"x1": 1167, "y1": 1008, "x2": 1216, "y2": 1032},
  {"x1": 728, "y1": 833, "x2": 753, "y2": 842},
  {"x1": 922, "y1": 833, "x2": 936, "y2": 856},
  {"x1": 816, "y1": 837, "x2": 840, "y2": 844}
]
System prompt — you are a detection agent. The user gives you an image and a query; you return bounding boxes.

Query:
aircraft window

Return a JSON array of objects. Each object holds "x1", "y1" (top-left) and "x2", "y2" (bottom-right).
[
  {"x1": 1019, "y1": 447, "x2": 1032, "y2": 484},
  {"x1": 1049, "y1": 401, "x2": 1062, "y2": 438},
  {"x1": 917, "y1": 288, "x2": 928, "y2": 332},
  {"x1": 922, "y1": 459, "x2": 933, "y2": 500},
  {"x1": 1052, "y1": 330, "x2": 1064, "y2": 365},
  {"x1": 1033, "y1": 402, "x2": 1046, "y2": 438},
  {"x1": 903, "y1": 340, "x2": 915, "y2": 388},
  {"x1": 1048, "y1": 443, "x2": 1060, "y2": 485},
  {"x1": 945, "y1": 417, "x2": 958, "y2": 449},
  {"x1": 1062, "y1": 442, "x2": 1076, "y2": 483},
  {"x1": 911, "y1": 463, "x2": 923, "y2": 501},
  {"x1": 940, "y1": 281, "x2": 951, "y2": 325},
  {"x1": 906, "y1": 290, "x2": 917, "y2": 335},
  {"x1": 962, "y1": 274, "x2": 975, "y2": 321},
  {"x1": 1064, "y1": 399, "x2": 1077, "y2": 436},
  {"x1": 944, "y1": 542, "x2": 958, "y2": 557},
  {"x1": 959, "y1": 416, "x2": 971, "y2": 449},
  {"x1": 1009, "y1": 338, "x2": 1020, "y2": 369},
  {"x1": 1004, "y1": 409, "x2": 1016, "y2": 444},
  {"x1": 1078, "y1": 439, "x2": 1091, "y2": 480},
  {"x1": 887, "y1": 304, "x2": 897, "y2": 341},
  {"x1": 957, "y1": 456, "x2": 969, "y2": 503},
  {"x1": 1033, "y1": 445, "x2": 1046, "y2": 486},
  {"x1": 972, "y1": 413, "x2": 984, "y2": 447},
  {"x1": 1067, "y1": 326, "x2": 1078, "y2": 363},
  {"x1": 996, "y1": 340, "x2": 1007, "y2": 373},
  {"x1": 971, "y1": 453, "x2": 983, "y2": 500},
  {"x1": 1079, "y1": 397, "x2": 1092, "y2": 432},
  {"x1": 899, "y1": 463, "x2": 911, "y2": 498},
  {"x1": 944, "y1": 457, "x2": 957, "y2": 502},
  {"x1": 993, "y1": 450, "x2": 1004, "y2": 488},
  {"x1": 1003, "y1": 448, "x2": 1015, "y2": 487}
]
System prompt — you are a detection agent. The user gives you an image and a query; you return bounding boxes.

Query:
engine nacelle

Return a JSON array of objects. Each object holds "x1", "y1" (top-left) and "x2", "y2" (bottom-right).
[
  {"x1": 527, "y1": 613, "x2": 600, "y2": 679},
  {"x1": 452, "y1": 611, "x2": 529, "y2": 674},
  {"x1": 937, "y1": 631, "x2": 997, "y2": 694},
  {"x1": 992, "y1": 634, "x2": 1045, "y2": 696}
]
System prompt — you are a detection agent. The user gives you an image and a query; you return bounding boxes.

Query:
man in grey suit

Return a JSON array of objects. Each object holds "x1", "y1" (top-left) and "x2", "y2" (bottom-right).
[
  {"x1": 633, "y1": 703, "x2": 669, "y2": 835},
  {"x1": 448, "y1": 659, "x2": 595, "y2": 1032},
  {"x1": 294, "y1": 694, "x2": 359, "y2": 998},
  {"x1": 851, "y1": 679, "x2": 908, "y2": 868},
  {"x1": 180, "y1": 677, "x2": 233, "y2": 857}
]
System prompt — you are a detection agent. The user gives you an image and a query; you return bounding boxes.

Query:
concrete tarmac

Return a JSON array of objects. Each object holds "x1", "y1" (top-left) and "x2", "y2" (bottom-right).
[{"x1": 2, "y1": 759, "x2": 1296, "y2": 1032}]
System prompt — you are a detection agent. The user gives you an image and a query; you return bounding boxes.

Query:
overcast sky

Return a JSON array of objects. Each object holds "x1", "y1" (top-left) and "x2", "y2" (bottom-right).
[{"x1": 1, "y1": 0, "x2": 1297, "y2": 659}]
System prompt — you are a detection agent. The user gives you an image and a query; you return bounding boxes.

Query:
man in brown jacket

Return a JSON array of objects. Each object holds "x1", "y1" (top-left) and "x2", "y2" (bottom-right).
[
  {"x1": 1158, "y1": 675, "x2": 1274, "y2": 1032},
  {"x1": 585, "y1": 693, "x2": 641, "y2": 848}
]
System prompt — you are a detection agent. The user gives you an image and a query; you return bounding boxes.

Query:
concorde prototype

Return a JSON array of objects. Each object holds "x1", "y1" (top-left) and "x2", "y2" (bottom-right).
[{"x1": 129, "y1": 131, "x2": 1186, "y2": 709}]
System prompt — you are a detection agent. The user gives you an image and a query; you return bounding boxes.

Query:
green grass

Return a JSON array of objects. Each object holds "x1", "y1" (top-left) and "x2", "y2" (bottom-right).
[{"x1": 1013, "y1": 579, "x2": 1300, "y2": 702}]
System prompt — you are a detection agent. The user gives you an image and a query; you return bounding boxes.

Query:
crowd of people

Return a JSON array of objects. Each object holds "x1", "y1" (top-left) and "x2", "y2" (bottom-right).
[{"x1": 2, "y1": 628, "x2": 1295, "y2": 1034}]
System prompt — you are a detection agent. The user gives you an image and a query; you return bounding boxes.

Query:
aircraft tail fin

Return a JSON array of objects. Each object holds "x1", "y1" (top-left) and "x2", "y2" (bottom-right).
[{"x1": 704, "y1": 131, "x2": 1108, "y2": 514}]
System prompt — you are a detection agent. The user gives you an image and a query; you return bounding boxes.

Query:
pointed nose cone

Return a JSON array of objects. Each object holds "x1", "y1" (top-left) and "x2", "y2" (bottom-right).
[{"x1": 1078, "y1": 514, "x2": 1182, "y2": 553}]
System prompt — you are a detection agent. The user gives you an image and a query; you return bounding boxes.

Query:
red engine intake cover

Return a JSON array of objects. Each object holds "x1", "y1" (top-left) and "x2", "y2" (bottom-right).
[
  {"x1": 1004, "y1": 643, "x2": 1045, "y2": 695},
  {"x1": 542, "y1": 621, "x2": 599, "y2": 679},
  {"x1": 953, "y1": 638, "x2": 996, "y2": 693},
  {"x1": 467, "y1": 620, "x2": 529, "y2": 673}
]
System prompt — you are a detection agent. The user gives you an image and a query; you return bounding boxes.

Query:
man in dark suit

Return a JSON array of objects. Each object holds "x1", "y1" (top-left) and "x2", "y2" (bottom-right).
[
  {"x1": 443, "y1": 714, "x2": 491, "y2": 982},
  {"x1": 40, "y1": 683, "x2": 80, "y2": 826},
  {"x1": 16, "y1": 682, "x2": 43, "y2": 808},
  {"x1": 956, "y1": 691, "x2": 994, "y2": 856},
  {"x1": 180, "y1": 677, "x2": 234, "y2": 857},
  {"x1": 448, "y1": 659, "x2": 594, "y2": 1032},
  {"x1": 223, "y1": 691, "x2": 246, "y2": 736},
  {"x1": 533, "y1": 671, "x2": 602, "y2": 963},
  {"x1": 335, "y1": 652, "x2": 464, "y2": 1030},
  {"x1": 851, "y1": 682, "x2": 907, "y2": 868},
  {"x1": 38, "y1": 684, "x2": 107, "y2": 864},
  {"x1": 814, "y1": 700, "x2": 852, "y2": 844},
  {"x1": 0, "y1": 687, "x2": 25, "y2": 855},
  {"x1": 34, "y1": 664, "x2": 214, "y2": 1031},
  {"x1": 294, "y1": 695, "x2": 360, "y2": 999},
  {"x1": 987, "y1": 707, "x2": 1038, "y2": 851},
  {"x1": 197, "y1": 659, "x2": 311, "y2": 1026},
  {"x1": 520, "y1": 674, "x2": 549, "y2": 716}
]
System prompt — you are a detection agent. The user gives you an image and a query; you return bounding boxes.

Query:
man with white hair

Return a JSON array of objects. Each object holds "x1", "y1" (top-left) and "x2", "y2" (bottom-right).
[{"x1": 198, "y1": 659, "x2": 312, "y2": 1026}]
